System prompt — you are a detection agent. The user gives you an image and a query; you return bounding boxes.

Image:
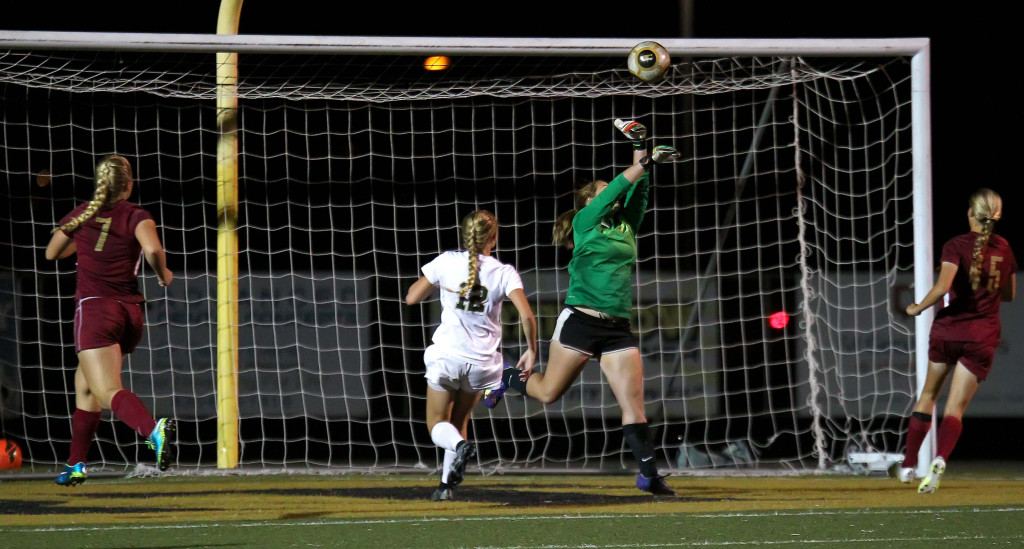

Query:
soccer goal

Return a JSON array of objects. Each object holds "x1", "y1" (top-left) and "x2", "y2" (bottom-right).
[{"x1": 0, "y1": 32, "x2": 933, "y2": 475}]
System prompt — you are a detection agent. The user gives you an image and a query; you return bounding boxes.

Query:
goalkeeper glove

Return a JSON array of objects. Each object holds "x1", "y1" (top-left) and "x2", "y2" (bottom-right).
[
  {"x1": 651, "y1": 144, "x2": 681, "y2": 162},
  {"x1": 640, "y1": 145, "x2": 681, "y2": 168},
  {"x1": 614, "y1": 119, "x2": 648, "y2": 149}
]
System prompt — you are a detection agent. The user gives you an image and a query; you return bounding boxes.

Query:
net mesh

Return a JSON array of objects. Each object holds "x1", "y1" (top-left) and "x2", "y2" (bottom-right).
[{"x1": 0, "y1": 40, "x2": 918, "y2": 473}]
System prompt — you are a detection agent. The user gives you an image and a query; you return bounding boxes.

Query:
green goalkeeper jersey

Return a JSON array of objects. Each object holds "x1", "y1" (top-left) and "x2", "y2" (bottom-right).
[{"x1": 564, "y1": 169, "x2": 649, "y2": 319}]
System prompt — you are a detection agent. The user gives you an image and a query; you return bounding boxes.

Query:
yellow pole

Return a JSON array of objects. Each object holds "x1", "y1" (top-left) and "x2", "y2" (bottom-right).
[{"x1": 216, "y1": 0, "x2": 243, "y2": 469}]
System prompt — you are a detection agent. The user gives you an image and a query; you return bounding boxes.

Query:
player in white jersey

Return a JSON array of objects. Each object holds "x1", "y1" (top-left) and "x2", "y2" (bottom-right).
[{"x1": 406, "y1": 210, "x2": 537, "y2": 501}]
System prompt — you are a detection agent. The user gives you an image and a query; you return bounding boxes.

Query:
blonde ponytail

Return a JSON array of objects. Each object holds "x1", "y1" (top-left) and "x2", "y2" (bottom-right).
[
  {"x1": 967, "y1": 188, "x2": 1002, "y2": 291},
  {"x1": 459, "y1": 210, "x2": 498, "y2": 297},
  {"x1": 52, "y1": 155, "x2": 134, "y2": 234}
]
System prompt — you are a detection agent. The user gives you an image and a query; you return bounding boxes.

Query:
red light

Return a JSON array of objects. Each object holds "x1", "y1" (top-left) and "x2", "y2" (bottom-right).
[{"x1": 768, "y1": 311, "x2": 789, "y2": 329}]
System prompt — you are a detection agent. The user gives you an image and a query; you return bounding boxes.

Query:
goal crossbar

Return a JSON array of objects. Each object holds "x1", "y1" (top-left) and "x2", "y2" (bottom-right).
[{"x1": 0, "y1": 31, "x2": 929, "y2": 57}]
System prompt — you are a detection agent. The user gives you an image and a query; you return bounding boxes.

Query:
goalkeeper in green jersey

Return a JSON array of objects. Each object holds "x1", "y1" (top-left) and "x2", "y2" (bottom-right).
[{"x1": 502, "y1": 119, "x2": 680, "y2": 495}]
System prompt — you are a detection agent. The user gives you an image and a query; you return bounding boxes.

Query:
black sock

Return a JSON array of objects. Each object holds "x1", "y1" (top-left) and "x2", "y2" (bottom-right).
[
  {"x1": 912, "y1": 411, "x2": 932, "y2": 423},
  {"x1": 503, "y1": 366, "x2": 529, "y2": 394},
  {"x1": 622, "y1": 423, "x2": 658, "y2": 478}
]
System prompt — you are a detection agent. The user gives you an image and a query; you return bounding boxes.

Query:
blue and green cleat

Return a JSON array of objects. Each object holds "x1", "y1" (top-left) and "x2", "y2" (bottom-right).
[
  {"x1": 55, "y1": 462, "x2": 87, "y2": 487},
  {"x1": 147, "y1": 418, "x2": 175, "y2": 471}
]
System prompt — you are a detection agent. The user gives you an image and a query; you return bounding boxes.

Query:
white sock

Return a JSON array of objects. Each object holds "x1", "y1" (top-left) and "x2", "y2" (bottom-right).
[
  {"x1": 441, "y1": 450, "x2": 456, "y2": 484},
  {"x1": 430, "y1": 421, "x2": 464, "y2": 452}
]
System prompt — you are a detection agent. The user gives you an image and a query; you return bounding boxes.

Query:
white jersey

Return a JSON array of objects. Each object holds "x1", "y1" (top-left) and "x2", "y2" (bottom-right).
[{"x1": 420, "y1": 250, "x2": 523, "y2": 365}]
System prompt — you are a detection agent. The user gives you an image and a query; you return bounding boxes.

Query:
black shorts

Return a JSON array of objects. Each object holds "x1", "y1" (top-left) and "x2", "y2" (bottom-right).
[{"x1": 551, "y1": 306, "x2": 638, "y2": 358}]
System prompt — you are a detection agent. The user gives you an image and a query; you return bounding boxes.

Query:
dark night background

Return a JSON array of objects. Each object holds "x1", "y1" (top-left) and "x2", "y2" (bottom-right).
[
  {"x1": 2, "y1": 1, "x2": 1020, "y2": 467},
  {"x1": 2, "y1": 0, "x2": 1018, "y2": 262}
]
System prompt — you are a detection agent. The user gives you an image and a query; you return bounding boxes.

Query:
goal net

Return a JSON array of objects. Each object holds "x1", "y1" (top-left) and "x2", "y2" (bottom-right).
[{"x1": 0, "y1": 34, "x2": 931, "y2": 474}]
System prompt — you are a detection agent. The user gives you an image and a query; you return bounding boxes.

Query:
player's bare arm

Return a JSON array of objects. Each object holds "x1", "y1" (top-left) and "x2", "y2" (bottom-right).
[
  {"x1": 45, "y1": 230, "x2": 76, "y2": 260},
  {"x1": 405, "y1": 276, "x2": 435, "y2": 306},
  {"x1": 906, "y1": 261, "x2": 958, "y2": 316},
  {"x1": 1001, "y1": 272, "x2": 1016, "y2": 302},
  {"x1": 507, "y1": 288, "x2": 537, "y2": 377},
  {"x1": 135, "y1": 219, "x2": 173, "y2": 287}
]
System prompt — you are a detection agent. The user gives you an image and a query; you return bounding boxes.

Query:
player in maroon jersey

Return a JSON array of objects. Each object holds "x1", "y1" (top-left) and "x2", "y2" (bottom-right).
[
  {"x1": 45, "y1": 155, "x2": 175, "y2": 486},
  {"x1": 896, "y1": 188, "x2": 1016, "y2": 493}
]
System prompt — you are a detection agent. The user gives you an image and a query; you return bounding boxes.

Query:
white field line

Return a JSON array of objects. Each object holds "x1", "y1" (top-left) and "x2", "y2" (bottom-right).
[{"x1": 6, "y1": 506, "x2": 1024, "y2": 534}]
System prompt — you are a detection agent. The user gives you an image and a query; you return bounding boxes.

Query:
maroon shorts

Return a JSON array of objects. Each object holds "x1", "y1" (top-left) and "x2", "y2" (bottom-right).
[
  {"x1": 927, "y1": 338, "x2": 995, "y2": 381},
  {"x1": 74, "y1": 297, "x2": 145, "y2": 354}
]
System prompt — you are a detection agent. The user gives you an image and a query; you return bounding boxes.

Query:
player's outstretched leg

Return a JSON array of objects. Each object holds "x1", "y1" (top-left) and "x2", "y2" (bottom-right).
[
  {"x1": 917, "y1": 456, "x2": 946, "y2": 494},
  {"x1": 54, "y1": 462, "x2": 88, "y2": 487},
  {"x1": 147, "y1": 418, "x2": 175, "y2": 471},
  {"x1": 502, "y1": 365, "x2": 530, "y2": 396}
]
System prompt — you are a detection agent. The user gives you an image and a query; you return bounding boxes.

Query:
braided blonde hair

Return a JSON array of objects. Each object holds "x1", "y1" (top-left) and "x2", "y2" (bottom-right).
[
  {"x1": 52, "y1": 155, "x2": 134, "y2": 234},
  {"x1": 967, "y1": 188, "x2": 1002, "y2": 290},
  {"x1": 551, "y1": 180, "x2": 605, "y2": 250},
  {"x1": 460, "y1": 210, "x2": 498, "y2": 298}
]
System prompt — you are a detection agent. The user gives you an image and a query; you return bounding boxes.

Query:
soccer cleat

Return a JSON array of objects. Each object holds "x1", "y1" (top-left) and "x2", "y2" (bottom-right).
[
  {"x1": 651, "y1": 144, "x2": 682, "y2": 163},
  {"x1": 482, "y1": 382, "x2": 507, "y2": 409},
  {"x1": 55, "y1": 462, "x2": 88, "y2": 487},
  {"x1": 887, "y1": 461, "x2": 915, "y2": 483},
  {"x1": 447, "y1": 440, "x2": 477, "y2": 487},
  {"x1": 898, "y1": 467, "x2": 915, "y2": 483},
  {"x1": 614, "y1": 119, "x2": 647, "y2": 141},
  {"x1": 147, "y1": 418, "x2": 175, "y2": 471},
  {"x1": 636, "y1": 473, "x2": 676, "y2": 496},
  {"x1": 431, "y1": 482, "x2": 455, "y2": 501},
  {"x1": 917, "y1": 456, "x2": 946, "y2": 494}
]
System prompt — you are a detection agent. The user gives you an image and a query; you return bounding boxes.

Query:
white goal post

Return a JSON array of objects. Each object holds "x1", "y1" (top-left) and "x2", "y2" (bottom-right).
[{"x1": 0, "y1": 32, "x2": 933, "y2": 475}]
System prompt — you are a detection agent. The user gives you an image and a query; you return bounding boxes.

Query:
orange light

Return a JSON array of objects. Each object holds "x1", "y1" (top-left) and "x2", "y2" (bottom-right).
[
  {"x1": 424, "y1": 56, "x2": 450, "y2": 71},
  {"x1": 768, "y1": 311, "x2": 789, "y2": 330}
]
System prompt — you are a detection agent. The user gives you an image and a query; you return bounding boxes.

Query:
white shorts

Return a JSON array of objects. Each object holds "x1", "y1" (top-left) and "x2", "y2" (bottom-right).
[{"x1": 423, "y1": 345, "x2": 502, "y2": 393}]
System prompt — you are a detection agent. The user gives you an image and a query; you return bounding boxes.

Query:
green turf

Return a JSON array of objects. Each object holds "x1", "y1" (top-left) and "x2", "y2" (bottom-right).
[
  {"x1": 3, "y1": 468, "x2": 1023, "y2": 548},
  {"x1": 3, "y1": 506, "x2": 1023, "y2": 548}
]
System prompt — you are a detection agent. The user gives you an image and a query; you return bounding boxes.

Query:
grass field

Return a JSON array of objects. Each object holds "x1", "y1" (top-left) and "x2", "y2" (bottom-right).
[{"x1": 2, "y1": 463, "x2": 1023, "y2": 548}]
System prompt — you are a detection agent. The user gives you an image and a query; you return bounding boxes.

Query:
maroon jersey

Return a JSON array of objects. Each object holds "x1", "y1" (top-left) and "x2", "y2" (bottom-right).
[
  {"x1": 930, "y1": 232, "x2": 1017, "y2": 345},
  {"x1": 58, "y1": 200, "x2": 153, "y2": 303}
]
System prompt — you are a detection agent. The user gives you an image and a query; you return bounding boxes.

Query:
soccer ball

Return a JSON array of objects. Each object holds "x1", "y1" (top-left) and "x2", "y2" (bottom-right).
[
  {"x1": 627, "y1": 41, "x2": 671, "y2": 83},
  {"x1": 0, "y1": 438, "x2": 22, "y2": 470}
]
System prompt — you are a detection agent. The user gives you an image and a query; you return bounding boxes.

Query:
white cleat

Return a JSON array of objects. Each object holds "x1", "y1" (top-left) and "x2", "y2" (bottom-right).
[
  {"x1": 887, "y1": 462, "x2": 915, "y2": 483},
  {"x1": 898, "y1": 467, "x2": 915, "y2": 483},
  {"x1": 917, "y1": 456, "x2": 946, "y2": 494}
]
